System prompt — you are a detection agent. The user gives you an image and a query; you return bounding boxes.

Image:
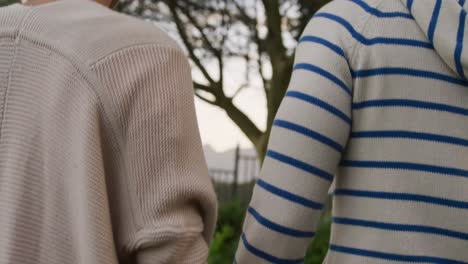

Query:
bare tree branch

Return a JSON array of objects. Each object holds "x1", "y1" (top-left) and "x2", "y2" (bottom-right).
[
  {"x1": 261, "y1": 0, "x2": 287, "y2": 56},
  {"x1": 232, "y1": 0, "x2": 257, "y2": 25},
  {"x1": 218, "y1": 98, "x2": 263, "y2": 145},
  {"x1": 231, "y1": 84, "x2": 248, "y2": 99},
  {"x1": 116, "y1": 0, "x2": 331, "y2": 158},
  {"x1": 195, "y1": 91, "x2": 217, "y2": 106},
  {"x1": 163, "y1": 2, "x2": 218, "y2": 87},
  {"x1": 175, "y1": 3, "x2": 221, "y2": 57},
  {"x1": 233, "y1": 1, "x2": 270, "y2": 100},
  {"x1": 194, "y1": 82, "x2": 216, "y2": 94}
]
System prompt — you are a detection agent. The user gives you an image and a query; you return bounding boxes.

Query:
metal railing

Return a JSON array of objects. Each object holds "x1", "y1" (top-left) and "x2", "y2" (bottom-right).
[{"x1": 209, "y1": 145, "x2": 258, "y2": 204}]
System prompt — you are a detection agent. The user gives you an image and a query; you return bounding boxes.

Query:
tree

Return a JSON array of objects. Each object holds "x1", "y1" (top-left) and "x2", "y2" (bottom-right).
[
  {"x1": 0, "y1": 0, "x2": 331, "y2": 159},
  {"x1": 116, "y1": 0, "x2": 330, "y2": 159}
]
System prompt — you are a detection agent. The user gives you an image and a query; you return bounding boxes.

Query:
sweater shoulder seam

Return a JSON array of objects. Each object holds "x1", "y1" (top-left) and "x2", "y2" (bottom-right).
[
  {"x1": 90, "y1": 42, "x2": 186, "y2": 68},
  {"x1": 10, "y1": 33, "x2": 132, "y2": 231},
  {"x1": 349, "y1": 0, "x2": 385, "y2": 66}
]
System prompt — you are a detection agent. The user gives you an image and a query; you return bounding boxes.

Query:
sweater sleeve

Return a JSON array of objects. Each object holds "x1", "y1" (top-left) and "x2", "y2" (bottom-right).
[
  {"x1": 92, "y1": 44, "x2": 217, "y2": 263},
  {"x1": 235, "y1": 10, "x2": 354, "y2": 263}
]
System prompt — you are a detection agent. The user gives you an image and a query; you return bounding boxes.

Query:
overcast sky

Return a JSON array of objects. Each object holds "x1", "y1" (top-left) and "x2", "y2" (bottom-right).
[
  {"x1": 194, "y1": 57, "x2": 268, "y2": 152},
  {"x1": 154, "y1": 20, "x2": 272, "y2": 153}
]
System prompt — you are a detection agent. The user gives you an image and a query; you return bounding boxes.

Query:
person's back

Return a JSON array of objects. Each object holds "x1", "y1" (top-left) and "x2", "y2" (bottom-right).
[
  {"x1": 0, "y1": 1, "x2": 216, "y2": 263},
  {"x1": 235, "y1": 0, "x2": 468, "y2": 263}
]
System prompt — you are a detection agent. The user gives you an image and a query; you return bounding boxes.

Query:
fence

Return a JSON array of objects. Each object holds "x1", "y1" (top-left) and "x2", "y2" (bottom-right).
[{"x1": 209, "y1": 145, "x2": 259, "y2": 205}]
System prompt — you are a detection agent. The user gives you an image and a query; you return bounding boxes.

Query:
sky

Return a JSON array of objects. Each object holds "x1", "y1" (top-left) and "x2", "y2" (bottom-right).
[
  {"x1": 194, "y1": 58, "x2": 267, "y2": 152},
  {"x1": 195, "y1": 96, "x2": 261, "y2": 152},
  {"x1": 153, "y1": 19, "x2": 273, "y2": 153}
]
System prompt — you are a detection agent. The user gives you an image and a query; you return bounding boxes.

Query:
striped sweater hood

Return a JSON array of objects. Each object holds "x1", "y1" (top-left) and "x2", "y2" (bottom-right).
[{"x1": 406, "y1": 0, "x2": 468, "y2": 79}]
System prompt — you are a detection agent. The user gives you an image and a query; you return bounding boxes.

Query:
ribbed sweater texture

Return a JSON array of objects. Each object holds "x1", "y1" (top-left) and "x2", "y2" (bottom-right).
[
  {"x1": 236, "y1": 0, "x2": 468, "y2": 263},
  {"x1": 0, "y1": 1, "x2": 217, "y2": 263}
]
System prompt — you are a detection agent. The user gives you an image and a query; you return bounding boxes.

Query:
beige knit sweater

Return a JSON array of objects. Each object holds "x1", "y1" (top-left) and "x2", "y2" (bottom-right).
[{"x1": 0, "y1": 1, "x2": 217, "y2": 263}]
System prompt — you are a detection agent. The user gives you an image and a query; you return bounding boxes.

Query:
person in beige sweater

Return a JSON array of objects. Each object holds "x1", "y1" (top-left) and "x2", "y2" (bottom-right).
[{"x1": 0, "y1": 0, "x2": 217, "y2": 263}]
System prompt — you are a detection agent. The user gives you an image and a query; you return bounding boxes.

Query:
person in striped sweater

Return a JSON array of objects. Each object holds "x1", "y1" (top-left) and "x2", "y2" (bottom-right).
[{"x1": 235, "y1": 0, "x2": 468, "y2": 263}]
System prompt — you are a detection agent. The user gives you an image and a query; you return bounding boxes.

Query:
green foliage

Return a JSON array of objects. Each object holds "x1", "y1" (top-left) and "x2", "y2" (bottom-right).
[
  {"x1": 0, "y1": 0, "x2": 19, "y2": 7},
  {"x1": 209, "y1": 225, "x2": 238, "y2": 264},
  {"x1": 305, "y1": 213, "x2": 332, "y2": 264},
  {"x1": 208, "y1": 199, "x2": 246, "y2": 264},
  {"x1": 216, "y1": 199, "x2": 247, "y2": 233}
]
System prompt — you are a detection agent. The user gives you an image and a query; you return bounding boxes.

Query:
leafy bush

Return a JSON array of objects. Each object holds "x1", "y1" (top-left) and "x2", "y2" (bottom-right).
[
  {"x1": 305, "y1": 212, "x2": 332, "y2": 264},
  {"x1": 0, "y1": 0, "x2": 19, "y2": 7},
  {"x1": 208, "y1": 199, "x2": 246, "y2": 264}
]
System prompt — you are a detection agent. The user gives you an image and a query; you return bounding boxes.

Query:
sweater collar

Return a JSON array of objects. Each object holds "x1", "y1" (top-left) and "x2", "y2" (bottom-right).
[{"x1": 404, "y1": 0, "x2": 468, "y2": 80}]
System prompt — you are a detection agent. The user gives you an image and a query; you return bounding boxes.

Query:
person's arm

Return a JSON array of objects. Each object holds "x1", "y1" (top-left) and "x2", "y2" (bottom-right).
[
  {"x1": 235, "y1": 7, "x2": 354, "y2": 263},
  {"x1": 93, "y1": 44, "x2": 217, "y2": 263}
]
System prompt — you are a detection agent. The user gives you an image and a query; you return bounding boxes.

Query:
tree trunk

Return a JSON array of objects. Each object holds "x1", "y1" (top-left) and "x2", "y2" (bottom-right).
[{"x1": 256, "y1": 55, "x2": 293, "y2": 163}]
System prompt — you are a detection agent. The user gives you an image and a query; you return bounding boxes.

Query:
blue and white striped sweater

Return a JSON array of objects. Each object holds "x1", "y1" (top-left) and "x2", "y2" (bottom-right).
[{"x1": 235, "y1": 0, "x2": 468, "y2": 263}]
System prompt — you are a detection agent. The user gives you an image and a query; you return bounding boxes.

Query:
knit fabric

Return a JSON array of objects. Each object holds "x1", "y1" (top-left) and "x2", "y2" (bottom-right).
[
  {"x1": 0, "y1": 1, "x2": 217, "y2": 263},
  {"x1": 235, "y1": 0, "x2": 468, "y2": 263}
]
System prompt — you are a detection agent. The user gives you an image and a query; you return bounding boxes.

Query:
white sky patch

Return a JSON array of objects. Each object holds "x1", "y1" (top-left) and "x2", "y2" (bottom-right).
[
  {"x1": 194, "y1": 57, "x2": 267, "y2": 152},
  {"x1": 152, "y1": 17, "x2": 278, "y2": 152}
]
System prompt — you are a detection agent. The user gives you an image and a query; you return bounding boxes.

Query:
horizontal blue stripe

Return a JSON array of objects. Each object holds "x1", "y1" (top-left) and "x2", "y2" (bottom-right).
[
  {"x1": 241, "y1": 234, "x2": 304, "y2": 264},
  {"x1": 351, "y1": 130, "x2": 468, "y2": 147},
  {"x1": 427, "y1": 0, "x2": 442, "y2": 42},
  {"x1": 350, "y1": 0, "x2": 412, "y2": 18},
  {"x1": 333, "y1": 217, "x2": 468, "y2": 241},
  {"x1": 267, "y1": 150, "x2": 334, "y2": 182},
  {"x1": 340, "y1": 160, "x2": 468, "y2": 178},
  {"x1": 257, "y1": 179, "x2": 323, "y2": 210},
  {"x1": 353, "y1": 99, "x2": 468, "y2": 116},
  {"x1": 294, "y1": 63, "x2": 351, "y2": 96},
  {"x1": 286, "y1": 91, "x2": 352, "y2": 125},
  {"x1": 299, "y1": 35, "x2": 346, "y2": 58},
  {"x1": 248, "y1": 207, "x2": 315, "y2": 238},
  {"x1": 330, "y1": 244, "x2": 467, "y2": 263},
  {"x1": 351, "y1": 67, "x2": 468, "y2": 86},
  {"x1": 274, "y1": 119, "x2": 344, "y2": 152},
  {"x1": 315, "y1": 13, "x2": 432, "y2": 48},
  {"x1": 334, "y1": 189, "x2": 468, "y2": 209}
]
